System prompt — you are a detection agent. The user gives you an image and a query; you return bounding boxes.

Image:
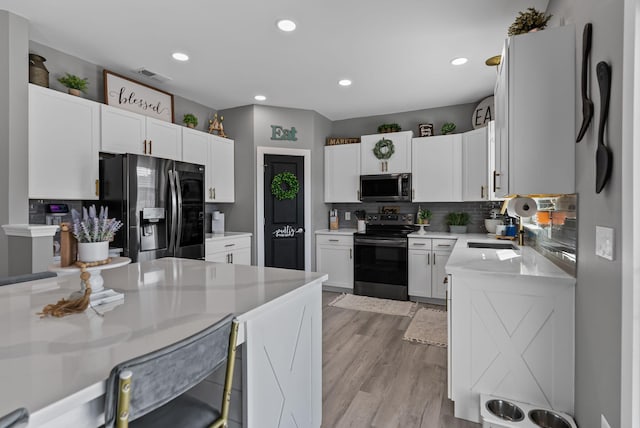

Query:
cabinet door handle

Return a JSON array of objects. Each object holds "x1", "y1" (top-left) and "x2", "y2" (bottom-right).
[
  {"x1": 149, "y1": 140, "x2": 152, "y2": 154},
  {"x1": 493, "y1": 170, "x2": 501, "y2": 192},
  {"x1": 143, "y1": 140, "x2": 147, "y2": 154},
  {"x1": 481, "y1": 185, "x2": 485, "y2": 199},
  {"x1": 213, "y1": 188, "x2": 216, "y2": 199},
  {"x1": 231, "y1": 253, "x2": 233, "y2": 264},
  {"x1": 412, "y1": 188, "x2": 415, "y2": 200},
  {"x1": 350, "y1": 248, "x2": 352, "y2": 259},
  {"x1": 95, "y1": 179, "x2": 99, "y2": 197},
  {"x1": 433, "y1": 253, "x2": 436, "y2": 265},
  {"x1": 427, "y1": 253, "x2": 430, "y2": 265}
]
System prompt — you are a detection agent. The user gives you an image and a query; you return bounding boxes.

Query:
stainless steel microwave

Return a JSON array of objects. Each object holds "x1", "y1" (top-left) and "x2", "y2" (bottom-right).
[{"x1": 359, "y1": 174, "x2": 411, "y2": 202}]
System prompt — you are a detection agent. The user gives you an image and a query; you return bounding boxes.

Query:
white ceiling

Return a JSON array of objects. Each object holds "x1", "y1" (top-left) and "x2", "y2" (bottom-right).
[{"x1": 1, "y1": 0, "x2": 548, "y2": 120}]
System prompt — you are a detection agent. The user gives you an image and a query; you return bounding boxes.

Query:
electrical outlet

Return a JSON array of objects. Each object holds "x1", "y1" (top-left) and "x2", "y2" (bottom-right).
[
  {"x1": 601, "y1": 414, "x2": 611, "y2": 428},
  {"x1": 345, "y1": 212, "x2": 351, "y2": 221},
  {"x1": 595, "y1": 226, "x2": 614, "y2": 261}
]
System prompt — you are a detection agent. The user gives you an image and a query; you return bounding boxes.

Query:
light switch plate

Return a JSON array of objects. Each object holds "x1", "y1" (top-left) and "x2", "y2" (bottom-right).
[
  {"x1": 595, "y1": 226, "x2": 614, "y2": 261},
  {"x1": 345, "y1": 212, "x2": 351, "y2": 221}
]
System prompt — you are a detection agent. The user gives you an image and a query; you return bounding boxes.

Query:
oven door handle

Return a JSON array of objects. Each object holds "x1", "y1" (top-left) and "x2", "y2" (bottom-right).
[{"x1": 354, "y1": 239, "x2": 407, "y2": 248}]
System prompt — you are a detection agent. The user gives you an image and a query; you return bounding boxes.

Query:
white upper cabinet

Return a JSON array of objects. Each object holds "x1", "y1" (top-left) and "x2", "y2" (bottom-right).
[
  {"x1": 324, "y1": 143, "x2": 361, "y2": 203},
  {"x1": 412, "y1": 134, "x2": 462, "y2": 202},
  {"x1": 29, "y1": 84, "x2": 100, "y2": 200},
  {"x1": 210, "y1": 135, "x2": 235, "y2": 203},
  {"x1": 100, "y1": 104, "x2": 146, "y2": 155},
  {"x1": 101, "y1": 104, "x2": 182, "y2": 160},
  {"x1": 494, "y1": 25, "x2": 575, "y2": 197},
  {"x1": 182, "y1": 129, "x2": 235, "y2": 203},
  {"x1": 146, "y1": 117, "x2": 182, "y2": 160},
  {"x1": 462, "y1": 127, "x2": 489, "y2": 201},
  {"x1": 361, "y1": 131, "x2": 412, "y2": 174}
]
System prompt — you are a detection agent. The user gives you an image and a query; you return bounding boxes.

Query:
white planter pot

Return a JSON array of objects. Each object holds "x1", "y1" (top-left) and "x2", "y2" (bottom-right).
[{"x1": 77, "y1": 241, "x2": 109, "y2": 263}]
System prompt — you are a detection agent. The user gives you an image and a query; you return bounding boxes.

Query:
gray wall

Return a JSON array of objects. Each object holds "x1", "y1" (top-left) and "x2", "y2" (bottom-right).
[
  {"x1": 29, "y1": 41, "x2": 216, "y2": 128},
  {"x1": 331, "y1": 101, "x2": 480, "y2": 138},
  {"x1": 0, "y1": 11, "x2": 29, "y2": 277},
  {"x1": 546, "y1": 2, "x2": 624, "y2": 427}
]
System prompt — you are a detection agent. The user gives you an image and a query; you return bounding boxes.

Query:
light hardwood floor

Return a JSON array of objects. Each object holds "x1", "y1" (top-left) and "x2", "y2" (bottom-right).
[{"x1": 322, "y1": 291, "x2": 480, "y2": 428}]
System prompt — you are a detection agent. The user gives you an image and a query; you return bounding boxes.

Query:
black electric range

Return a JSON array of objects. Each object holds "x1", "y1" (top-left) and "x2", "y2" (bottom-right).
[{"x1": 353, "y1": 213, "x2": 415, "y2": 301}]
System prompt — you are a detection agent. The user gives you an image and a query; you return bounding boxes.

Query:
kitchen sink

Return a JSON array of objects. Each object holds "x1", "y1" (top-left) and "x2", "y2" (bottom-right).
[{"x1": 467, "y1": 242, "x2": 519, "y2": 250}]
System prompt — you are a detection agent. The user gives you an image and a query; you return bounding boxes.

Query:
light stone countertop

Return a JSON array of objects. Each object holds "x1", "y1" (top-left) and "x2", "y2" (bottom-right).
[
  {"x1": 0, "y1": 257, "x2": 327, "y2": 425},
  {"x1": 445, "y1": 234, "x2": 575, "y2": 280},
  {"x1": 315, "y1": 228, "x2": 358, "y2": 235},
  {"x1": 205, "y1": 231, "x2": 252, "y2": 241}
]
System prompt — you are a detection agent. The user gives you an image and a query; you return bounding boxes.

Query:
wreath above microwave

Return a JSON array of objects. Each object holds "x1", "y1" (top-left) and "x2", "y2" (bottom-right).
[{"x1": 373, "y1": 138, "x2": 395, "y2": 160}]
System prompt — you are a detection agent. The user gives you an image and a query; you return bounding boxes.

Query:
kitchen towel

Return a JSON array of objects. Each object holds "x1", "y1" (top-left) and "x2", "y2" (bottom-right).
[{"x1": 507, "y1": 197, "x2": 538, "y2": 218}]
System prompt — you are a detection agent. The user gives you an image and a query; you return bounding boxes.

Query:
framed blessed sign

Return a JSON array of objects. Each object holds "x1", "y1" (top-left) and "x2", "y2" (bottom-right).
[{"x1": 103, "y1": 70, "x2": 174, "y2": 123}]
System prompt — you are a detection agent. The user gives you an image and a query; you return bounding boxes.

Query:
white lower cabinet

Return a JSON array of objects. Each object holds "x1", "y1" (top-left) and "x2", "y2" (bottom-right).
[
  {"x1": 408, "y1": 238, "x2": 454, "y2": 299},
  {"x1": 315, "y1": 234, "x2": 353, "y2": 290},
  {"x1": 206, "y1": 235, "x2": 251, "y2": 265},
  {"x1": 449, "y1": 271, "x2": 575, "y2": 422}
]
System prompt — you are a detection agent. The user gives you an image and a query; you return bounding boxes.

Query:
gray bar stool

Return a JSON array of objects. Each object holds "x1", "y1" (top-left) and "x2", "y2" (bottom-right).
[
  {"x1": 104, "y1": 314, "x2": 239, "y2": 428},
  {"x1": 0, "y1": 408, "x2": 29, "y2": 428}
]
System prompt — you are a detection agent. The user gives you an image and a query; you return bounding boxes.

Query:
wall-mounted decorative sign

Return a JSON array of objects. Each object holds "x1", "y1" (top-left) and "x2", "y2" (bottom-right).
[
  {"x1": 418, "y1": 123, "x2": 434, "y2": 137},
  {"x1": 472, "y1": 96, "x2": 494, "y2": 129},
  {"x1": 103, "y1": 70, "x2": 174, "y2": 123},
  {"x1": 271, "y1": 125, "x2": 298, "y2": 141},
  {"x1": 272, "y1": 225, "x2": 303, "y2": 238},
  {"x1": 326, "y1": 137, "x2": 360, "y2": 146}
]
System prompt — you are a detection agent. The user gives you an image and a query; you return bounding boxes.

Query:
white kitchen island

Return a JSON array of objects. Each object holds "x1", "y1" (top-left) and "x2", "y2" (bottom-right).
[{"x1": 0, "y1": 258, "x2": 327, "y2": 428}]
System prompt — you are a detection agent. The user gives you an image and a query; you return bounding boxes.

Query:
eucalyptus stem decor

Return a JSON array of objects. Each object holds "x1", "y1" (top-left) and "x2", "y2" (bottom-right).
[{"x1": 271, "y1": 172, "x2": 300, "y2": 200}]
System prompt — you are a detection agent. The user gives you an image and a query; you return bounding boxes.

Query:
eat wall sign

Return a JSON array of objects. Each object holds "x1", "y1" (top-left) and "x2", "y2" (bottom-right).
[{"x1": 271, "y1": 125, "x2": 298, "y2": 141}]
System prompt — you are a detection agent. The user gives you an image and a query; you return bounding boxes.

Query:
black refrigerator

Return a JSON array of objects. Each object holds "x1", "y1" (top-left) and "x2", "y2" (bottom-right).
[{"x1": 100, "y1": 153, "x2": 205, "y2": 262}]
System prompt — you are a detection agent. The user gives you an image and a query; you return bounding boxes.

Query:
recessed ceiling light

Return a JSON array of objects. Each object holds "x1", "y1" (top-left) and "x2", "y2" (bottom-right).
[
  {"x1": 277, "y1": 19, "x2": 297, "y2": 32},
  {"x1": 254, "y1": 95, "x2": 267, "y2": 101},
  {"x1": 172, "y1": 52, "x2": 189, "y2": 62},
  {"x1": 338, "y1": 79, "x2": 352, "y2": 87},
  {"x1": 450, "y1": 57, "x2": 468, "y2": 66}
]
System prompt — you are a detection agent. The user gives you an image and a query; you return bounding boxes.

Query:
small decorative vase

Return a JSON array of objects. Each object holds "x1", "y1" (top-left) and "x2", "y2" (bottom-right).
[
  {"x1": 77, "y1": 241, "x2": 109, "y2": 263},
  {"x1": 68, "y1": 88, "x2": 82, "y2": 97},
  {"x1": 449, "y1": 225, "x2": 468, "y2": 234},
  {"x1": 29, "y1": 54, "x2": 49, "y2": 88}
]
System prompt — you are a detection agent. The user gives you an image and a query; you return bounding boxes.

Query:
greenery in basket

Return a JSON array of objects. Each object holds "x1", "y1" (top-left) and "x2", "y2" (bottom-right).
[
  {"x1": 446, "y1": 212, "x2": 470, "y2": 226},
  {"x1": 183, "y1": 113, "x2": 198, "y2": 127},
  {"x1": 418, "y1": 208, "x2": 432, "y2": 223},
  {"x1": 441, "y1": 122, "x2": 456, "y2": 135},
  {"x1": 377, "y1": 123, "x2": 401, "y2": 133},
  {"x1": 508, "y1": 7, "x2": 552, "y2": 36},
  {"x1": 71, "y1": 205, "x2": 123, "y2": 243},
  {"x1": 57, "y1": 73, "x2": 88, "y2": 92}
]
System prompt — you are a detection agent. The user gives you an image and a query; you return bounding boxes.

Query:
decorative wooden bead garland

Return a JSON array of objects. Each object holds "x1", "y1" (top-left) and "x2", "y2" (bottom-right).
[{"x1": 39, "y1": 258, "x2": 111, "y2": 318}]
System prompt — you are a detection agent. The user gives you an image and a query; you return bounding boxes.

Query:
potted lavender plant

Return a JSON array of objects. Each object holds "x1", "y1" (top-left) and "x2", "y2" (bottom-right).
[{"x1": 71, "y1": 205, "x2": 123, "y2": 262}]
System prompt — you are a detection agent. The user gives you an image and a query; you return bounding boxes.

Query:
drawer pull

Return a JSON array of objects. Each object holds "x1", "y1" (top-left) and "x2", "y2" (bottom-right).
[
  {"x1": 329, "y1": 239, "x2": 339, "y2": 242},
  {"x1": 437, "y1": 244, "x2": 451, "y2": 247},
  {"x1": 413, "y1": 243, "x2": 426, "y2": 246},
  {"x1": 224, "y1": 243, "x2": 235, "y2": 247}
]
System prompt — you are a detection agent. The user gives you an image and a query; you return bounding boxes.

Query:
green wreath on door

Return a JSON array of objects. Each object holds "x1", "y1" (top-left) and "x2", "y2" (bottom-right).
[{"x1": 271, "y1": 172, "x2": 300, "y2": 200}]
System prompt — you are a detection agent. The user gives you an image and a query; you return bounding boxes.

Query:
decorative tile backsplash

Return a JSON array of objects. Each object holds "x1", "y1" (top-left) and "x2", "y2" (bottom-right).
[{"x1": 328, "y1": 201, "x2": 500, "y2": 233}]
